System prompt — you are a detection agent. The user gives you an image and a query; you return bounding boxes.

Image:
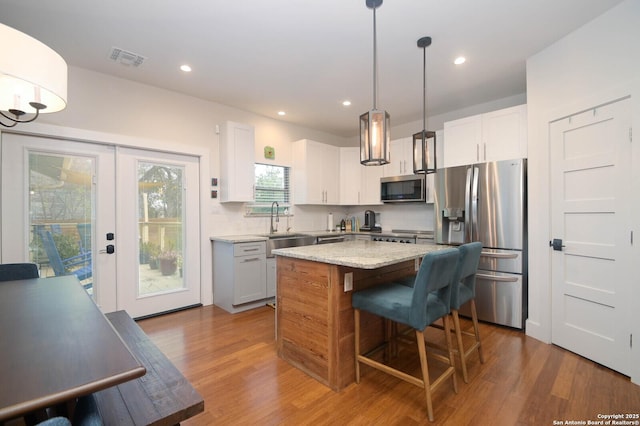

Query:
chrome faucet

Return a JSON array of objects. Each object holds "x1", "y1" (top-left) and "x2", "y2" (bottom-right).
[{"x1": 270, "y1": 201, "x2": 279, "y2": 234}]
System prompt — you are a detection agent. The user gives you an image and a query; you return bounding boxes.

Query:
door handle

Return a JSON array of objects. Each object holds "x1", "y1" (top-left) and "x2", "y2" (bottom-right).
[
  {"x1": 99, "y1": 244, "x2": 115, "y2": 254},
  {"x1": 550, "y1": 239, "x2": 565, "y2": 251},
  {"x1": 481, "y1": 252, "x2": 519, "y2": 259},
  {"x1": 476, "y1": 273, "x2": 520, "y2": 283}
]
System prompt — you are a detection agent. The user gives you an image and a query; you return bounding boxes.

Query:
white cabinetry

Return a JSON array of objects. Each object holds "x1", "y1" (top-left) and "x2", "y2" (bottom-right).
[
  {"x1": 220, "y1": 121, "x2": 255, "y2": 202},
  {"x1": 384, "y1": 137, "x2": 414, "y2": 176},
  {"x1": 293, "y1": 139, "x2": 340, "y2": 205},
  {"x1": 443, "y1": 104, "x2": 527, "y2": 168},
  {"x1": 339, "y1": 147, "x2": 383, "y2": 205},
  {"x1": 213, "y1": 240, "x2": 266, "y2": 313}
]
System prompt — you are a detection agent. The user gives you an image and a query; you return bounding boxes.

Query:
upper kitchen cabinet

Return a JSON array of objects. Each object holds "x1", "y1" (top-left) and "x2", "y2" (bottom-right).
[
  {"x1": 384, "y1": 137, "x2": 414, "y2": 176},
  {"x1": 443, "y1": 104, "x2": 527, "y2": 168},
  {"x1": 339, "y1": 147, "x2": 383, "y2": 206},
  {"x1": 293, "y1": 139, "x2": 340, "y2": 205},
  {"x1": 219, "y1": 121, "x2": 255, "y2": 202}
]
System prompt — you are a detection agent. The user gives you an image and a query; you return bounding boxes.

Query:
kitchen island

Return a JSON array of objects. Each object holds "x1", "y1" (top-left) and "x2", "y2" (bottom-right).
[{"x1": 273, "y1": 240, "x2": 451, "y2": 391}]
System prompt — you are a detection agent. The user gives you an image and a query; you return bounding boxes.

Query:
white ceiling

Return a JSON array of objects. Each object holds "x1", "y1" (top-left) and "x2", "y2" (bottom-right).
[{"x1": 1, "y1": 0, "x2": 625, "y2": 138}]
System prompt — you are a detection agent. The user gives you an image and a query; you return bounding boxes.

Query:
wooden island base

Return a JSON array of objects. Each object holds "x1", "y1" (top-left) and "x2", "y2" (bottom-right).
[{"x1": 276, "y1": 256, "x2": 418, "y2": 391}]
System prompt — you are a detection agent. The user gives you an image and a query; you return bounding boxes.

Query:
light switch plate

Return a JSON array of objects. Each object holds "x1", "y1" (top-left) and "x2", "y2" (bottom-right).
[{"x1": 344, "y1": 272, "x2": 353, "y2": 292}]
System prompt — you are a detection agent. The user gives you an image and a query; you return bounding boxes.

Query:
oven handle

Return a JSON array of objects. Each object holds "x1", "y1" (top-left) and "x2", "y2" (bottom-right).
[{"x1": 476, "y1": 273, "x2": 520, "y2": 283}]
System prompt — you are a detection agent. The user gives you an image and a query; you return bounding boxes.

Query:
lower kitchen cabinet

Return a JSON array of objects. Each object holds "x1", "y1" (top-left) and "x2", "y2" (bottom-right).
[{"x1": 213, "y1": 240, "x2": 267, "y2": 313}]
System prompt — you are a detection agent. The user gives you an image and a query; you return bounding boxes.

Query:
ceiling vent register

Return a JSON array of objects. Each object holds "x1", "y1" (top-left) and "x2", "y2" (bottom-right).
[{"x1": 109, "y1": 47, "x2": 146, "y2": 67}]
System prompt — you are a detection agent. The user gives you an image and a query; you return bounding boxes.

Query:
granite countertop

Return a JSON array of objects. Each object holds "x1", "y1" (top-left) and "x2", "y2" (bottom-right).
[
  {"x1": 210, "y1": 230, "x2": 433, "y2": 244},
  {"x1": 210, "y1": 234, "x2": 269, "y2": 243},
  {"x1": 272, "y1": 240, "x2": 452, "y2": 269}
]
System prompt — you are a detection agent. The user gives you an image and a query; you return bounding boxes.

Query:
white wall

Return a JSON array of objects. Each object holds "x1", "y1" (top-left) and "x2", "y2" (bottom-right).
[{"x1": 526, "y1": 0, "x2": 639, "y2": 383}]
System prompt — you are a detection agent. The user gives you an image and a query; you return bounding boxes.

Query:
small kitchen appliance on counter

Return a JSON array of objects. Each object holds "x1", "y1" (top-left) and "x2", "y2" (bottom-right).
[{"x1": 360, "y1": 210, "x2": 381, "y2": 232}]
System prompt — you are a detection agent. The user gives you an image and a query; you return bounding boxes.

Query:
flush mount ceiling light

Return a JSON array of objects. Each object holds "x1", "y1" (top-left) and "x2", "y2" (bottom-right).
[
  {"x1": 360, "y1": 0, "x2": 389, "y2": 166},
  {"x1": 0, "y1": 23, "x2": 68, "y2": 128},
  {"x1": 413, "y1": 36, "x2": 436, "y2": 174}
]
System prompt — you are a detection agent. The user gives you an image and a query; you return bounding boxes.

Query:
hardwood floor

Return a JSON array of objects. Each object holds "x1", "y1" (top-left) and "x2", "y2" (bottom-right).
[{"x1": 138, "y1": 305, "x2": 640, "y2": 425}]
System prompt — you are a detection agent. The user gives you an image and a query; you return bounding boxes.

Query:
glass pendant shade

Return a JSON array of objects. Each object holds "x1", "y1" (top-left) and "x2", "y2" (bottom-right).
[
  {"x1": 413, "y1": 130, "x2": 436, "y2": 173},
  {"x1": 360, "y1": 109, "x2": 390, "y2": 165}
]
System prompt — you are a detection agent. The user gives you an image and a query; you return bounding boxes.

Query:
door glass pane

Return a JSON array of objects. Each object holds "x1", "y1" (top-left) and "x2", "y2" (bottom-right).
[
  {"x1": 29, "y1": 152, "x2": 94, "y2": 293},
  {"x1": 138, "y1": 162, "x2": 184, "y2": 296}
]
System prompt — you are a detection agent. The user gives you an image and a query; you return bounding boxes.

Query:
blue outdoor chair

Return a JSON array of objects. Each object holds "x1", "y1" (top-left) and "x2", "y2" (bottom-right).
[
  {"x1": 352, "y1": 248, "x2": 460, "y2": 422},
  {"x1": 77, "y1": 223, "x2": 92, "y2": 254},
  {"x1": 37, "y1": 229, "x2": 92, "y2": 289}
]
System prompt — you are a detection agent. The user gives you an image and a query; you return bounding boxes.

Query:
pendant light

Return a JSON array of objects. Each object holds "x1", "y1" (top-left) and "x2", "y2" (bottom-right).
[
  {"x1": 360, "y1": 0, "x2": 390, "y2": 166},
  {"x1": 0, "y1": 23, "x2": 67, "y2": 128},
  {"x1": 413, "y1": 36, "x2": 436, "y2": 174}
]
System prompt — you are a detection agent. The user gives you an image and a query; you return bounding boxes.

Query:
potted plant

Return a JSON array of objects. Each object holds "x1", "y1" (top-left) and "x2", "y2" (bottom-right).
[
  {"x1": 139, "y1": 241, "x2": 153, "y2": 264},
  {"x1": 145, "y1": 243, "x2": 160, "y2": 269},
  {"x1": 158, "y1": 250, "x2": 179, "y2": 276}
]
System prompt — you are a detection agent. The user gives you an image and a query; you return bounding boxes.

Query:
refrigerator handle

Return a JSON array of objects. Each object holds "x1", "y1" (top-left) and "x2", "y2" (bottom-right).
[
  {"x1": 471, "y1": 166, "x2": 480, "y2": 241},
  {"x1": 465, "y1": 167, "x2": 473, "y2": 242}
]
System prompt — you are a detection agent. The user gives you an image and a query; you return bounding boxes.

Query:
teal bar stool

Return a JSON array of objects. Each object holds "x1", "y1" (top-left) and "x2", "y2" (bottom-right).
[
  {"x1": 450, "y1": 241, "x2": 485, "y2": 383},
  {"x1": 352, "y1": 248, "x2": 460, "y2": 422}
]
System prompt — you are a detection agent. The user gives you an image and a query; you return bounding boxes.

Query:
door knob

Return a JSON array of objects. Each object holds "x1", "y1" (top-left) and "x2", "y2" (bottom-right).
[
  {"x1": 99, "y1": 244, "x2": 115, "y2": 254},
  {"x1": 549, "y1": 239, "x2": 565, "y2": 251}
]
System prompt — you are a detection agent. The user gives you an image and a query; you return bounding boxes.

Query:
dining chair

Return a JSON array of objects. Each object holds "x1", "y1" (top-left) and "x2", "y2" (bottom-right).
[
  {"x1": 36, "y1": 417, "x2": 72, "y2": 426},
  {"x1": 352, "y1": 248, "x2": 460, "y2": 422},
  {"x1": 0, "y1": 262, "x2": 39, "y2": 281},
  {"x1": 450, "y1": 241, "x2": 484, "y2": 383}
]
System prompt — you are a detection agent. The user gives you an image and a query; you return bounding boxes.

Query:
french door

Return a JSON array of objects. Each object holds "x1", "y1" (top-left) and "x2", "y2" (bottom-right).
[
  {"x1": 116, "y1": 147, "x2": 201, "y2": 318},
  {"x1": 550, "y1": 97, "x2": 632, "y2": 375},
  {"x1": 1, "y1": 133, "x2": 201, "y2": 317}
]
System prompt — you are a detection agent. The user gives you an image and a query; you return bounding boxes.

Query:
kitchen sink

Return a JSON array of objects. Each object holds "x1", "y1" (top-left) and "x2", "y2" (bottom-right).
[{"x1": 260, "y1": 233, "x2": 317, "y2": 257}]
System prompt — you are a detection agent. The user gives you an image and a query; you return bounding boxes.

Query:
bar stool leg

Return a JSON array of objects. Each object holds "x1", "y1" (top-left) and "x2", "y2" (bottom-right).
[
  {"x1": 354, "y1": 309, "x2": 361, "y2": 383},
  {"x1": 442, "y1": 314, "x2": 458, "y2": 394},
  {"x1": 451, "y1": 309, "x2": 469, "y2": 383},
  {"x1": 470, "y1": 300, "x2": 485, "y2": 363},
  {"x1": 416, "y1": 329, "x2": 434, "y2": 422}
]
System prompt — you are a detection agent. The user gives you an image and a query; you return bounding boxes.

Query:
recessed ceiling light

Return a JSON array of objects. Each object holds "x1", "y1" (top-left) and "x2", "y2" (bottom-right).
[
  {"x1": 277, "y1": 111, "x2": 286, "y2": 116},
  {"x1": 342, "y1": 100, "x2": 352, "y2": 107},
  {"x1": 180, "y1": 64, "x2": 192, "y2": 72},
  {"x1": 454, "y1": 57, "x2": 466, "y2": 65}
]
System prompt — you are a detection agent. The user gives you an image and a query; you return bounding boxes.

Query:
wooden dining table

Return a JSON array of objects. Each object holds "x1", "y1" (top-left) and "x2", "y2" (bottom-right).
[{"x1": 0, "y1": 276, "x2": 146, "y2": 422}]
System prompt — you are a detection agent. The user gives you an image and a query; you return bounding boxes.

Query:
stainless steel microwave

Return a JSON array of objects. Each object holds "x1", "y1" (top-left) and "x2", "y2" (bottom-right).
[{"x1": 380, "y1": 175, "x2": 426, "y2": 203}]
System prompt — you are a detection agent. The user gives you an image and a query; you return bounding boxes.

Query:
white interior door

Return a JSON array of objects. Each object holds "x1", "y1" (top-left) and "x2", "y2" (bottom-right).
[
  {"x1": 116, "y1": 147, "x2": 201, "y2": 318},
  {"x1": 550, "y1": 97, "x2": 632, "y2": 375}
]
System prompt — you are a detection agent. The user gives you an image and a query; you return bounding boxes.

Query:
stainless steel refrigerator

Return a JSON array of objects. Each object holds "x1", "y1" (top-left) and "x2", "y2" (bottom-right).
[{"x1": 435, "y1": 158, "x2": 527, "y2": 329}]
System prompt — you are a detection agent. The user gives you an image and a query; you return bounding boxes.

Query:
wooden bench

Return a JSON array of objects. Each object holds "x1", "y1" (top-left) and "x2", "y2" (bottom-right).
[{"x1": 89, "y1": 311, "x2": 204, "y2": 426}]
